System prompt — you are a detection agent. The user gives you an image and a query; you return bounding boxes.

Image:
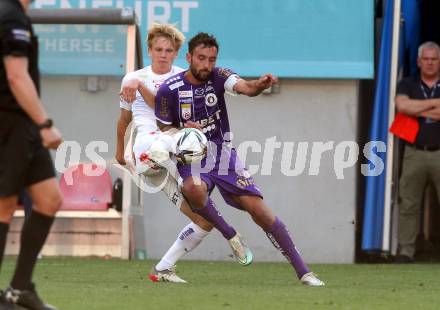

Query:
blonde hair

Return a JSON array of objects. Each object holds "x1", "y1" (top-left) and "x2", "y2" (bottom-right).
[{"x1": 147, "y1": 23, "x2": 185, "y2": 51}]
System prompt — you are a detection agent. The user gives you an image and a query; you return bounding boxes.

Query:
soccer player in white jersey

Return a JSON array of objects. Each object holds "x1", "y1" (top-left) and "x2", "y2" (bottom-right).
[{"x1": 116, "y1": 23, "x2": 252, "y2": 283}]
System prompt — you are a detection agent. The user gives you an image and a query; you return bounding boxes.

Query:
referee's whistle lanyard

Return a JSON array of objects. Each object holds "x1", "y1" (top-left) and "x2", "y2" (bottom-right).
[{"x1": 419, "y1": 80, "x2": 439, "y2": 123}]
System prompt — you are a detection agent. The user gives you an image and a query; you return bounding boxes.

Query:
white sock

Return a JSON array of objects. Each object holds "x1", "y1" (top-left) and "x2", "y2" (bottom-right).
[{"x1": 155, "y1": 222, "x2": 210, "y2": 271}]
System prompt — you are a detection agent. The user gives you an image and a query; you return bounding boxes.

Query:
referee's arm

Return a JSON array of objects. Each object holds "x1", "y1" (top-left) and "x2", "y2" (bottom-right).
[
  {"x1": 4, "y1": 55, "x2": 47, "y2": 124},
  {"x1": 4, "y1": 56, "x2": 62, "y2": 149}
]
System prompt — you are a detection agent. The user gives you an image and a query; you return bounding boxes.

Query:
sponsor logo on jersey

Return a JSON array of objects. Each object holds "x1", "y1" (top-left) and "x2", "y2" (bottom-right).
[
  {"x1": 179, "y1": 98, "x2": 193, "y2": 104},
  {"x1": 188, "y1": 109, "x2": 221, "y2": 133},
  {"x1": 169, "y1": 80, "x2": 184, "y2": 90},
  {"x1": 160, "y1": 97, "x2": 169, "y2": 118},
  {"x1": 201, "y1": 124, "x2": 216, "y2": 133},
  {"x1": 178, "y1": 90, "x2": 193, "y2": 97},
  {"x1": 205, "y1": 93, "x2": 218, "y2": 107},
  {"x1": 195, "y1": 88, "x2": 204, "y2": 96},
  {"x1": 205, "y1": 85, "x2": 214, "y2": 93},
  {"x1": 181, "y1": 103, "x2": 192, "y2": 120}
]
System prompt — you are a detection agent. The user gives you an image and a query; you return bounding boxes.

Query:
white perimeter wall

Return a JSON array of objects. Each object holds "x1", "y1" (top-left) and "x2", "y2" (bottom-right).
[{"x1": 42, "y1": 76, "x2": 358, "y2": 263}]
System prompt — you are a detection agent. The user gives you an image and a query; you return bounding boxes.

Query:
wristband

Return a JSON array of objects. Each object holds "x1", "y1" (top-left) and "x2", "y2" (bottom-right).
[{"x1": 37, "y1": 119, "x2": 53, "y2": 130}]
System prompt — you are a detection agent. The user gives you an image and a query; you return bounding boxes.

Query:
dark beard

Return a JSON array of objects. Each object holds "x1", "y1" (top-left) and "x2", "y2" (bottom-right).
[{"x1": 190, "y1": 66, "x2": 210, "y2": 82}]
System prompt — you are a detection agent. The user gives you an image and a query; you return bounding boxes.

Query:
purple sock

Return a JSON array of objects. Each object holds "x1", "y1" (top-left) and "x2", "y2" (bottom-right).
[
  {"x1": 192, "y1": 197, "x2": 236, "y2": 240},
  {"x1": 266, "y1": 217, "x2": 310, "y2": 279}
]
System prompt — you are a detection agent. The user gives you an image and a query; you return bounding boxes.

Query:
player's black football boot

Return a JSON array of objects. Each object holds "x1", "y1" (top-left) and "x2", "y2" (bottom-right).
[{"x1": 4, "y1": 284, "x2": 57, "y2": 310}]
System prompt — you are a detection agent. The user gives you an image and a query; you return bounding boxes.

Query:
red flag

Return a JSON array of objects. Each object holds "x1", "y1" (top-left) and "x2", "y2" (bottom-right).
[{"x1": 389, "y1": 112, "x2": 419, "y2": 143}]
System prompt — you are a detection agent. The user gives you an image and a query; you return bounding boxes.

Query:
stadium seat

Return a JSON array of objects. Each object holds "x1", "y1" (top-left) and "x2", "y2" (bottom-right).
[{"x1": 59, "y1": 164, "x2": 112, "y2": 211}]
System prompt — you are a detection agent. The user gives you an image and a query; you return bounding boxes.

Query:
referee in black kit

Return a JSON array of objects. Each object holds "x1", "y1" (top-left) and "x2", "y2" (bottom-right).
[{"x1": 0, "y1": 0, "x2": 62, "y2": 309}]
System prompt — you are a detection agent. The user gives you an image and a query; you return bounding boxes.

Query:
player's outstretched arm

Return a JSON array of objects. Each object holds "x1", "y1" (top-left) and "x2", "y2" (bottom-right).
[{"x1": 233, "y1": 73, "x2": 278, "y2": 97}]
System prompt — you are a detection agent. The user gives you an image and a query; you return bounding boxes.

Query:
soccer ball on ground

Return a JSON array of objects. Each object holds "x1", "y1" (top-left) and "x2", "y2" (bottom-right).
[{"x1": 174, "y1": 128, "x2": 208, "y2": 164}]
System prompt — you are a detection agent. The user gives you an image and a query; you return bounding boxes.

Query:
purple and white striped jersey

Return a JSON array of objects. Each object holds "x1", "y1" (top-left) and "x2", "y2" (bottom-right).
[{"x1": 155, "y1": 67, "x2": 240, "y2": 145}]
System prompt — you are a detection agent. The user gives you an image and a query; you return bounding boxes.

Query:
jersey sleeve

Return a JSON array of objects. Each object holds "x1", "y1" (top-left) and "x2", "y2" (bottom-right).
[
  {"x1": 396, "y1": 78, "x2": 411, "y2": 97},
  {"x1": 155, "y1": 84, "x2": 175, "y2": 125},
  {"x1": 216, "y1": 67, "x2": 241, "y2": 95},
  {"x1": 0, "y1": 20, "x2": 32, "y2": 58},
  {"x1": 119, "y1": 72, "x2": 137, "y2": 110},
  {"x1": 119, "y1": 97, "x2": 131, "y2": 110}
]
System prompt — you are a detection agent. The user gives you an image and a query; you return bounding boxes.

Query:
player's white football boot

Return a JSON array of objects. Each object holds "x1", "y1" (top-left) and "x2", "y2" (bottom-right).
[
  {"x1": 300, "y1": 272, "x2": 325, "y2": 286},
  {"x1": 148, "y1": 266, "x2": 187, "y2": 283},
  {"x1": 228, "y1": 233, "x2": 253, "y2": 266}
]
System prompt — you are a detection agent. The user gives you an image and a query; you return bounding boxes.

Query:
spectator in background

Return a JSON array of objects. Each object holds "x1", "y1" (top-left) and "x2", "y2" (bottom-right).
[{"x1": 393, "y1": 41, "x2": 440, "y2": 263}]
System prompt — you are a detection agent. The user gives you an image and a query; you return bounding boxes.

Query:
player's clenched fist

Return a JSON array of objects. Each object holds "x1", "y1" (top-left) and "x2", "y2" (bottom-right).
[{"x1": 257, "y1": 74, "x2": 278, "y2": 90}]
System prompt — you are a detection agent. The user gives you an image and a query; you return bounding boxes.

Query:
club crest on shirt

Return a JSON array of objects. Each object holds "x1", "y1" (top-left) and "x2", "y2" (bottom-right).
[
  {"x1": 181, "y1": 104, "x2": 192, "y2": 120},
  {"x1": 205, "y1": 93, "x2": 218, "y2": 107},
  {"x1": 153, "y1": 79, "x2": 165, "y2": 89}
]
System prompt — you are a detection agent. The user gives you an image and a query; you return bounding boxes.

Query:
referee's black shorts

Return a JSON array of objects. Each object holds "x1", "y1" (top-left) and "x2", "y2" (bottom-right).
[{"x1": 0, "y1": 112, "x2": 56, "y2": 197}]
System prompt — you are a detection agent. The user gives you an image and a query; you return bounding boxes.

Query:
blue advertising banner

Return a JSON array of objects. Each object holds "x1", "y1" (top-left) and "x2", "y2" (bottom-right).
[
  {"x1": 32, "y1": 0, "x2": 374, "y2": 78},
  {"x1": 35, "y1": 24, "x2": 127, "y2": 75}
]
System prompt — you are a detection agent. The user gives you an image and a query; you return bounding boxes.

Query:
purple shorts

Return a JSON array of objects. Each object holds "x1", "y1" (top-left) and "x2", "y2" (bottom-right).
[{"x1": 178, "y1": 146, "x2": 263, "y2": 209}]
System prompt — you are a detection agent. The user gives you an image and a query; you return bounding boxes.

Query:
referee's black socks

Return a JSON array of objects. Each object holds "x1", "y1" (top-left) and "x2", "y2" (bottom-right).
[{"x1": 11, "y1": 210, "x2": 54, "y2": 290}]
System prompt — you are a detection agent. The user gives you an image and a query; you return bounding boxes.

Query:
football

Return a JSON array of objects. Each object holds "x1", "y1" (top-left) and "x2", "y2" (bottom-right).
[{"x1": 174, "y1": 128, "x2": 208, "y2": 164}]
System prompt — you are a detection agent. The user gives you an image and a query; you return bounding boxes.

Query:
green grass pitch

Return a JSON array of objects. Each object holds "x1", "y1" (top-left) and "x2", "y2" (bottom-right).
[{"x1": 1, "y1": 258, "x2": 440, "y2": 309}]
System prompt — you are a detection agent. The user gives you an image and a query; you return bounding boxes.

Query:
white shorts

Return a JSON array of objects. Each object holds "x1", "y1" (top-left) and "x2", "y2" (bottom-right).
[
  {"x1": 146, "y1": 169, "x2": 184, "y2": 209},
  {"x1": 133, "y1": 130, "x2": 184, "y2": 209},
  {"x1": 132, "y1": 130, "x2": 161, "y2": 166}
]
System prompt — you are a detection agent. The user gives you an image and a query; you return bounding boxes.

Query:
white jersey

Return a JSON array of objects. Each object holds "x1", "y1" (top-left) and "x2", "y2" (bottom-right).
[{"x1": 120, "y1": 65, "x2": 184, "y2": 133}]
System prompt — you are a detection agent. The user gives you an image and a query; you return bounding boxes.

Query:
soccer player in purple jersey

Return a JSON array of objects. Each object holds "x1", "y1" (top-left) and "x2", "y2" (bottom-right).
[
  {"x1": 155, "y1": 32, "x2": 324, "y2": 286},
  {"x1": 117, "y1": 24, "x2": 253, "y2": 283}
]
